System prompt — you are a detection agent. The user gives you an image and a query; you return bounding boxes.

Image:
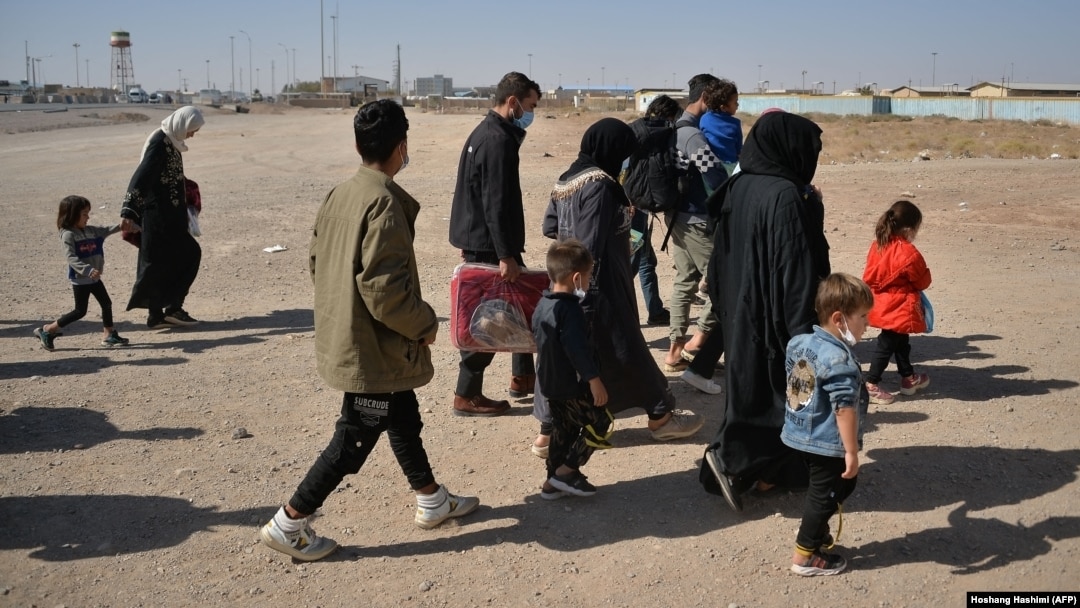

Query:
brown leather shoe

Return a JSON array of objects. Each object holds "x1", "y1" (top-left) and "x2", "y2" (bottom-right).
[
  {"x1": 508, "y1": 374, "x2": 535, "y2": 398},
  {"x1": 453, "y1": 394, "x2": 511, "y2": 417}
]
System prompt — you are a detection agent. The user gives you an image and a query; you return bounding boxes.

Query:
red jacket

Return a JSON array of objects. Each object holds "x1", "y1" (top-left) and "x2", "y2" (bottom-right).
[{"x1": 863, "y1": 237, "x2": 932, "y2": 334}]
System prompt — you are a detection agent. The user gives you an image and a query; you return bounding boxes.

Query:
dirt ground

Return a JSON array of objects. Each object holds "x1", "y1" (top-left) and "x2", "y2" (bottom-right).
[{"x1": 1, "y1": 105, "x2": 1078, "y2": 608}]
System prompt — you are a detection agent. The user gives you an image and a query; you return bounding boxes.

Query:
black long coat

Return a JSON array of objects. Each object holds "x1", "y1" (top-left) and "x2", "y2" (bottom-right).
[{"x1": 701, "y1": 172, "x2": 830, "y2": 489}]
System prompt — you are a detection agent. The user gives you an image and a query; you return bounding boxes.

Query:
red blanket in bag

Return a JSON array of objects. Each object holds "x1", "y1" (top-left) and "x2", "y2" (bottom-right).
[{"x1": 449, "y1": 263, "x2": 550, "y2": 353}]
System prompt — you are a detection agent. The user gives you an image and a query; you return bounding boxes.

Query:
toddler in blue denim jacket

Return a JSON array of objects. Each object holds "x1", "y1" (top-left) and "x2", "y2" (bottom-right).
[{"x1": 782, "y1": 273, "x2": 873, "y2": 577}]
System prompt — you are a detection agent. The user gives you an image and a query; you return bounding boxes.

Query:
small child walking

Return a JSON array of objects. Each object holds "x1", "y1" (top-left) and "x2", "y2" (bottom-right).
[
  {"x1": 698, "y1": 78, "x2": 741, "y2": 177},
  {"x1": 532, "y1": 239, "x2": 612, "y2": 499},
  {"x1": 35, "y1": 195, "x2": 129, "y2": 350},
  {"x1": 782, "y1": 273, "x2": 873, "y2": 576},
  {"x1": 862, "y1": 200, "x2": 932, "y2": 404}
]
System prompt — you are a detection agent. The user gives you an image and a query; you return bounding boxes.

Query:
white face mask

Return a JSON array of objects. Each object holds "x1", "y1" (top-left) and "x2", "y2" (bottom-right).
[
  {"x1": 573, "y1": 278, "x2": 587, "y2": 302},
  {"x1": 398, "y1": 145, "x2": 409, "y2": 172},
  {"x1": 838, "y1": 316, "x2": 858, "y2": 346}
]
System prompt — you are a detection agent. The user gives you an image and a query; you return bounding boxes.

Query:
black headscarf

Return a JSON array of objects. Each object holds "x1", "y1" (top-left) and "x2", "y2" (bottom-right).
[
  {"x1": 560, "y1": 117, "x2": 638, "y2": 181},
  {"x1": 738, "y1": 112, "x2": 822, "y2": 190}
]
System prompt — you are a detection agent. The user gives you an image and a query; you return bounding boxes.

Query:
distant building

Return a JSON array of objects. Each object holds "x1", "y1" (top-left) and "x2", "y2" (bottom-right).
[
  {"x1": 325, "y1": 76, "x2": 390, "y2": 96},
  {"x1": 885, "y1": 85, "x2": 969, "y2": 98},
  {"x1": 633, "y1": 88, "x2": 687, "y2": 113},
  {"x1": 415, "y1": 74, "x2": 453, "y2": 97},
  {"x1": 968, "y1": 82, "x2": 1080, "y2": 98}
]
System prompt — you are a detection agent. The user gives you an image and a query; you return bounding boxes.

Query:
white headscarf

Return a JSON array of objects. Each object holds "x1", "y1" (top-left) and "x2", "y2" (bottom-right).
[{"x1": 140, "y1": 105, "x2": 205, "y2": 160}]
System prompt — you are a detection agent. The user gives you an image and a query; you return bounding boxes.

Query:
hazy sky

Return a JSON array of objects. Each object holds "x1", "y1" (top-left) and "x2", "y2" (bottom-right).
[{"x1": 4, "y1": 0, "x2": 1079, "y2": 94}]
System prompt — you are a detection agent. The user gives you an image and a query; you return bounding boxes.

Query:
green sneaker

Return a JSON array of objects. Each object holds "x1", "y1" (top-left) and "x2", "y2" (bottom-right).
[
  {"x1": 102, "y1": 330, "x2": 130, "y2": 347},
  {"x1": 34, "y1": 327, "x2": 56, "y2": 351}
]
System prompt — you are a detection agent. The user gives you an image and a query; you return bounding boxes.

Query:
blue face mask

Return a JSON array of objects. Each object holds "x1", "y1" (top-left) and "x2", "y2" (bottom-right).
[{"x1": 513, "y1": 99, "x2": 534, "y2": 130}]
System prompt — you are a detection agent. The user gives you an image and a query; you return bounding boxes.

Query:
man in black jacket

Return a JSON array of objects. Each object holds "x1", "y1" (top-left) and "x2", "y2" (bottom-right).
[{"x1": 449, "y1": 71, "x2": 541, "y2": 416}]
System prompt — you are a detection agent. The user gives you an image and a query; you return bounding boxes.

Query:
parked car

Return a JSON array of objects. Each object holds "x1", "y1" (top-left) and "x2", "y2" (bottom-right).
[
  {"x1": 128, "y1": 87, "x2": 149, "y2": 103},
  {"x1": 196, "y1": 89, "x2": 223, "y2": 106},
  {"x1": 148, "y1": 92, "x2": 162, "y2": 104}
]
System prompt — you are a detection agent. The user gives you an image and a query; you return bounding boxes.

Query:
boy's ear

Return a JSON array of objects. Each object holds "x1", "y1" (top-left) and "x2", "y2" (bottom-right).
[{"x1": 827, "y1": 310, "x2": 844, "y2": 327}]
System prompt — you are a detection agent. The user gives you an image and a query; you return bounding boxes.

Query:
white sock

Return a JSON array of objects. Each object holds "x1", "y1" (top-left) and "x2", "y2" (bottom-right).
[
  {"x1": 416, "y1": 485, "x2": 448, "y2": 509},
  {"x1": 272, "y1": 506, "x2": 304, "y2": 533}
]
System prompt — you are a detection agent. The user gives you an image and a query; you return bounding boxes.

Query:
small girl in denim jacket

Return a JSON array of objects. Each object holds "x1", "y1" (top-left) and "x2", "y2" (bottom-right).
[{"x1": 782, "y1": 273, "x2": 873, "y2": 576}]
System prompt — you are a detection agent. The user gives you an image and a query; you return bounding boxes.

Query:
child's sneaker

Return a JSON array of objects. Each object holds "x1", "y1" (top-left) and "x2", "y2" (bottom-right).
[
  {"x1": 899, "y1": 372, "x2": 931, "y2": 396},
  {"x1": 548, "y1": 471, "x2": 597, "y2": 497},
  {"x1": 540, "y1": 487, "x2": 567, "y2": 501},
  {"x1": 101, "y1": 330, "x2": 130, "y2": 347},
  {"x1": 866, "y1": 383, "x2": 896, "y2": 405},
  {"x1": 791, "y1": 549, "x2": 847, "y2": 576},
  {"x1": 414, "y1": 488, "x2": 480, "y2": 529},
  {"x1": 259, "y1": 516, "x2": 338, "y2": 562},
  {"x1": 34, "y1": 327, "x2": 56, "y2": 351}
]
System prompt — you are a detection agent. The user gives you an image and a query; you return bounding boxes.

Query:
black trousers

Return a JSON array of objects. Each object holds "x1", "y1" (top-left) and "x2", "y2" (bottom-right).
[
  {"x1": 865, "y1": 329, "x2": 913, "y2": 384},
  {"x1": 547, "y1": 395, "x2": 611, "y2": 479},
  {"x1": 289, "y1": 390, "x2": 436, "y2": 515},
  {"x1": 455, "y1": 249, "x2": 535, "y2": 397},
  {"x1": 58, "y1": 281, "x2": 113, "y2": 328},
  {"x1": 795, "y1": 451, "x2": 858, "y2": 552}
]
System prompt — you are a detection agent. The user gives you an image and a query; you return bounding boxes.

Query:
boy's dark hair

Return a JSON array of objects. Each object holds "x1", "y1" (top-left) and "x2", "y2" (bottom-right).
[
  {"x1": 704, "y1": 79, "x2": 739, "y2": 112},
  {"x1": 495, "y1": 72, "x2": 542, "y2": 105},
  {"x1": 815, "y1": 273, "x2": 874, "y2": 324},
  {"x1": 644, "y1": 94, "x2": 682, "y2": 121},
  {"x1": 875, "y1": 200, "x2": 923, "y2": 250},
  {"x1": 545, "y1": 239, "x2": 593, "y2": 283},
  {"x1": 354, "y1": 99, "x2": 409, "y2": 163},
  {"x1": 57, "y1": 195, "x2": 91, "y2": 230},
  {"x1": 687, "y1": 73, "x2": 720, "y2": 103}
]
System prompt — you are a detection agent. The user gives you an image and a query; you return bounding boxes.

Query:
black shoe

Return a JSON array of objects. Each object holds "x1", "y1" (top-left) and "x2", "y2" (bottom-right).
[
  {"x1": 548, "y1": 471, "x2": 597, "y2": 497},
  {"x1": 163, "y1": 309, "x2": 199, "y2": 326},
  {"x1": 791, "y1": 549, "x2": 847, "y2": 576},
  {"x1": 646, "y1": 309, "x2": 671, "y2": 326},
  {"x1": 705, "y1": 449, "x2": 743, "y2": 512},
  {"x1": 147, "y1": 314, "x2": 168, "y2": 329}
]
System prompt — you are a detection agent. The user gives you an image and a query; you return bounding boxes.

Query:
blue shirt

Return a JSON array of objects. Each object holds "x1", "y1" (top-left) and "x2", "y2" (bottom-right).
[
  {"x1": 781, "y1": 326, "x2": 869, "y2": 458},
  {"x1": 698, "y1": 110, "x2": 742, "y2": 166}
]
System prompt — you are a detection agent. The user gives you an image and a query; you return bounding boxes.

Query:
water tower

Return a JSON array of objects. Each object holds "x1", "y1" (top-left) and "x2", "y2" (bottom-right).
[{"x1": 110, "y1": 31, "x2": 135, "y2": 92}]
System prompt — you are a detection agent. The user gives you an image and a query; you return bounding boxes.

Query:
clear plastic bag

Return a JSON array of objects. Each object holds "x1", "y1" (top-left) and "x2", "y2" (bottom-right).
[
  {"x1": 449, "y1": 263, "x2": 549, "y2": 352},
  {"x1": 187, "y1": 206, "x2": 201, "y2": 237},
  {"x1": 920, "y1": 291, "x2": 934, "y2": 333}
]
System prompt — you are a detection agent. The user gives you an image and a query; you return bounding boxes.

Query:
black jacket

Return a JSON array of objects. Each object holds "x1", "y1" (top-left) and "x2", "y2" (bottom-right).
[
  {"x1": 532, "y1": 291, "x2": 599, "y2": 400},
  {"x1": 449, "y1": 110, "x2": 527, "y2": 259}
]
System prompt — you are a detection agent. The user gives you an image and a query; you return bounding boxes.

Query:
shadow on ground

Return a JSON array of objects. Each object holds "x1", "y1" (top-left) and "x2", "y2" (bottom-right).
[{"x1": 0, "y1": 406, "x2": 202, "y2": 454}]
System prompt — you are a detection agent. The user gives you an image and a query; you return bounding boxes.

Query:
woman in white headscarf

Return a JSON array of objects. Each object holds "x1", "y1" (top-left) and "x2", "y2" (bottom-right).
[{"x1": 120, "y1": 106, "x2": 205, "y2": 328}]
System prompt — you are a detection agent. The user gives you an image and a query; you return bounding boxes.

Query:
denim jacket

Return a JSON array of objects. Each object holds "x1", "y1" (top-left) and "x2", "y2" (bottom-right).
[{"x1": 781, "y1": 326, "x2": 870, "y2": 458}]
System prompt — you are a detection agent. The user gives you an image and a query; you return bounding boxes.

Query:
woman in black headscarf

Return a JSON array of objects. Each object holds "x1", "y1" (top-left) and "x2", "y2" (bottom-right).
[
  {"x1": 700, "y1": 111, "x2": 830, "y2": 512},
  {"x1": 536, "y1": 118, "x2": 703, "y2": 442}
]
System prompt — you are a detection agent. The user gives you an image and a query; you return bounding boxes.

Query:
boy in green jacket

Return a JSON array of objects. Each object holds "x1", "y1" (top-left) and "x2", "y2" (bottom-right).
[{"x1": 260, "y1": 99, "x2": 479, "y2": 562}]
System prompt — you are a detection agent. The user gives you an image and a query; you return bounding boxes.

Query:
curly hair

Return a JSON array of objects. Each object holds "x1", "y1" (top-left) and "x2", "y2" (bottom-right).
[
  {"x1": 703, "y1": 79, "x2": 739, "y2": 113},
  {"x1": 644, "y1": 95, "x2": 682, "y2": 121}
]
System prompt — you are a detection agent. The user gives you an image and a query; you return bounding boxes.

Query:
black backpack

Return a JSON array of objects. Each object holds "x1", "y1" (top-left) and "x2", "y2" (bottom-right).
[{"x1": 621, "y1": 117, "x2": 682, "y2": 214}]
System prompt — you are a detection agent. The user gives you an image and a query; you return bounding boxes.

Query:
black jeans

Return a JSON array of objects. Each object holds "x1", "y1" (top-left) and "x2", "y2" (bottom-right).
[
  {"x1": 795, "y1": 452, "x2": 858, "y2": 552},
  {"x1": 456, "y1": 249, "x2": 535, "y2": 397},
  {"x1": 58, "y1": 281, "x2": 113, "y2": 328},
  {"x1": 547, "y1": 395, "x2": 611, "y2": 479},
  {"x1": 288, "y1": 390, "x2": 436, "y2": 515},
  {"x1": 865, "y1": 329, "x2": 913, "y2": 384}
]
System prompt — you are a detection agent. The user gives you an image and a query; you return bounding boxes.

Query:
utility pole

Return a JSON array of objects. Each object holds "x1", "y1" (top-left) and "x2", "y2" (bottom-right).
[
  {"x1": 528, "y1": 53, "x2": 532, "y2": 77},
  {"x1": 320, "y1": 0, "x2": 325, "y2": 85},
  {"x1": 206, "y1": 59, "x2": 210, "y2": 89},
  {"x1": 73, "y1": 43, "x2": 81, "y2": 86},
  {"x1": 932, "y1": 52, "x2": 937, "y2": 87},
  {"x1": 230, "y1": 35, "x2": 236, "y2": 100},
  {"x1": 177, "y1": 68, "x2": 182, "y2": 93},
  {"x1": 291, "y1": 48, "x2": 296, "y2": 89},
  {"x1": 85, "y1": 59, "x2": 90, "y2": 88},
  {"x1": 330, "y1": 14, "x2": 338, "y2": 91},
  {"x1": 271, "y1": 60, "x2": 275, "y2": 97},
  {"x1": 239, "y1": 30, "x2": 252, "y2": 96},
  {"x1": 278, "y1": 43, "x2": 289, "y2": 91}
]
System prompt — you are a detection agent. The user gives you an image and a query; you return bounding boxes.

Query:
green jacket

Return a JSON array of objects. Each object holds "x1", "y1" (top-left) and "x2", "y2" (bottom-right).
[{"x1": 310, "y1": 166, "x2": 438, "y2": 394}]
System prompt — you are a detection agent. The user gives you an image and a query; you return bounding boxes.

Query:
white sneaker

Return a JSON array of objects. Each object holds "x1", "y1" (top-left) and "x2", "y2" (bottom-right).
[
  {"x1": 259, "y1": 517, "x2": 338, "y2": 561},
  {"x1": 414, "y1": 488, "x2": 480, "y2": 529},
  {"x1": 681, "y1": 369, "x2": 723, "y2": 395}
]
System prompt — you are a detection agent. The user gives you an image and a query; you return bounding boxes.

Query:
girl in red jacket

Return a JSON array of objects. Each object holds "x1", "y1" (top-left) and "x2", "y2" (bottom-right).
[{"x1": 862, "y1": 201, "x2": 932, "y2": 404}]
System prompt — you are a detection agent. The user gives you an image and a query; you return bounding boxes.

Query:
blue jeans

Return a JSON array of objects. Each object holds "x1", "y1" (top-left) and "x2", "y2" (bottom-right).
[{"x1": 631, "y1": 211, "x2": 664, "y2": 318}]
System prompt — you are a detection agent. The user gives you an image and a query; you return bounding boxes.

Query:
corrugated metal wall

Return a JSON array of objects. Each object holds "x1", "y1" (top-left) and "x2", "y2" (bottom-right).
[{"x1": 738, "y1": 95, "x2": 1080, "y2": 124}]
